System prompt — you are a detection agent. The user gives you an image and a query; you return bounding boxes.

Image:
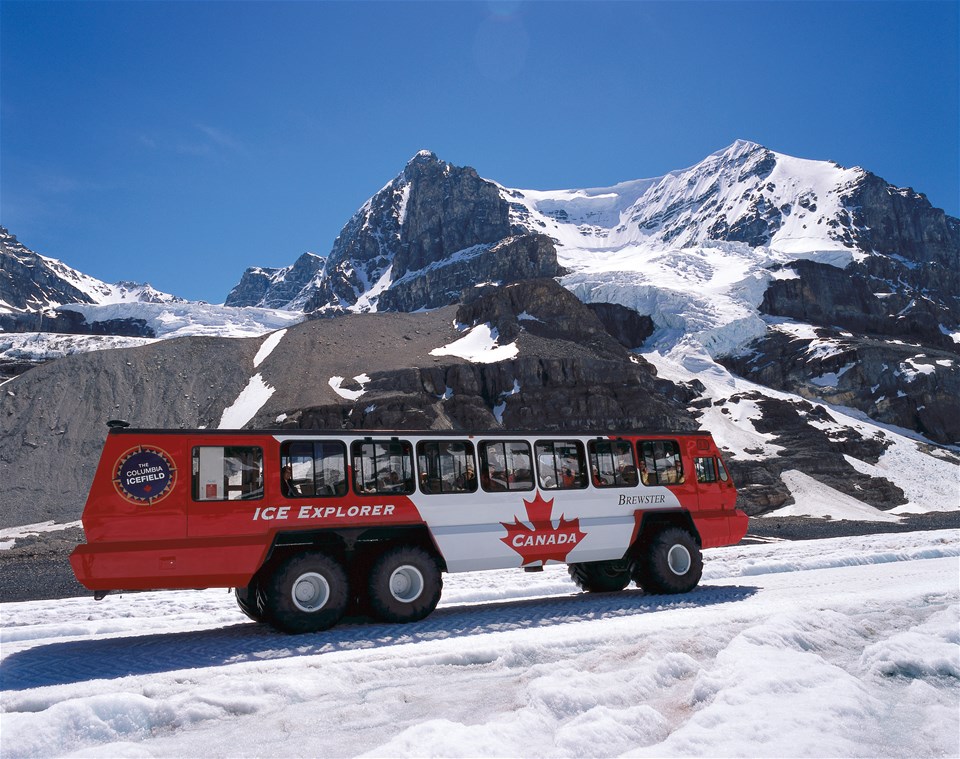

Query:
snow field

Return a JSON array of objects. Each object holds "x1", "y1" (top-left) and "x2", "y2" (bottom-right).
[{"x1": 1, "y1": 530, "x2": 958, "y2": 758}]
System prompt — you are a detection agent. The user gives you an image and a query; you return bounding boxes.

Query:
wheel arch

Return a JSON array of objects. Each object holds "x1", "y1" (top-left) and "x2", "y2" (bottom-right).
[
  {"x1": 626, "y1": 509, "x2": 701, "y2": 561},
  {"x1": 253, "y1": 525, "x2": 447, "y2": 585}
]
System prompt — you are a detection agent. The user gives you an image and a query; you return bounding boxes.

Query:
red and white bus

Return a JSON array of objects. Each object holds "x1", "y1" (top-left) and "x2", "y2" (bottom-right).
[{"x1": 70, "y1": 425, "x2": 747, "y2": 633}]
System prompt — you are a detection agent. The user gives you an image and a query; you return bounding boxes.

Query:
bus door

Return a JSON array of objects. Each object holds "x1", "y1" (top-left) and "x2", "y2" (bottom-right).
[{"x1": 693, "y1": 453, "x2": 735, "y2": 512}]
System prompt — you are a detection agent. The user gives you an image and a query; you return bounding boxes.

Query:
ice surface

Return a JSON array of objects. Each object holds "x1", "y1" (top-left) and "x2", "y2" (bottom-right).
[{"x1": 1, "y1": 531, "x2": 957, "y2": 757}]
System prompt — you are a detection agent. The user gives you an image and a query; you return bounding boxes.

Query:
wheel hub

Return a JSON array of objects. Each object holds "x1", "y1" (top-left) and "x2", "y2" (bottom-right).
[
  {"x1": 666, "y1": 544, "x2": 692, "y2": 576},
  {"x1": 389, "y1": 565, "x2": 425, "y2": 603},
  {"x1": 292, "y1": 572, "x2": 331, "y2": 612}
]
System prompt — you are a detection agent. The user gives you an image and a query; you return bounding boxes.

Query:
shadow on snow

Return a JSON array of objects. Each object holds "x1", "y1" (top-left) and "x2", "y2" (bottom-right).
[{"x1": 1, "y1": 583, "x2": 757, "y2": 691}]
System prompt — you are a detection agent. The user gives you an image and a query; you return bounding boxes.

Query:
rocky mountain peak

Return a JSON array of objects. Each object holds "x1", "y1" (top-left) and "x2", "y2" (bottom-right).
[
  {"x1": 1, "y1": 227, "x2": 109, "y2": 313},
  {"x1": 225, "y1": 251, "x2": 326, "y2": 310},
  {"x1": 299, "y1": 150, "x2": 516, "y2": 314}
]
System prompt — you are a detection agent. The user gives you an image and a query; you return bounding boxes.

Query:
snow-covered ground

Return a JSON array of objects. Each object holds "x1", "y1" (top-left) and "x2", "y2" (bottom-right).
[{"x1": 2, "y1": 530, "x2": 958, "y2": 758}]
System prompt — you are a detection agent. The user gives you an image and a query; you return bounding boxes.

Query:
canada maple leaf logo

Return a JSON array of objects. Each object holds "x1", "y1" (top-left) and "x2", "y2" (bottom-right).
[{"x1": 500, "y1": 491, "x2": 586, "y2": 567}]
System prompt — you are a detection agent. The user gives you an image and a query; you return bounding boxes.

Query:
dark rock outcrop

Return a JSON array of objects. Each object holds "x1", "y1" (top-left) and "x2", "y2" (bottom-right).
[
  {"x1": 721, "y1": 327, "x2": 960, "y2": 445},
  {"x1": 1, "y1": 227, "x2": 99, "y2": 312},
  {"x1": 762, "y1": 260, "x2": 957, "y2": 348},
  {"x1": 586, "y1": 303, "x2": 655, "y2": 349},
  {"x1": 842, "y1": 172, "x2": 960, "y2": 275},
  {"x1": 225, "y1": 252, "x2": 325, "y2": 309},
  {"x1": 0, "y1": 309, "x2": 154, "y2": 338},
  {"x1": 303, "y1": 151, "x2": 516, "y2": 314},
  {"x1": 718, "y1": 393, "x2": 907, "y2": 516},
  {"x1": 377, "y1": 235, "x2": 565, "y2": 312}
]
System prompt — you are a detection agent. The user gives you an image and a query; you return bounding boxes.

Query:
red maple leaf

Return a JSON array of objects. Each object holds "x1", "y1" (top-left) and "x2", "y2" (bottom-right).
[{"x1": 500, "y1": 491, "x2": 586, "y2": 567}]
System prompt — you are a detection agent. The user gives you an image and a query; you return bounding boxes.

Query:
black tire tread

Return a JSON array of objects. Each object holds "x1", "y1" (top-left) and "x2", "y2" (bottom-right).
[
  {"x1": 367, "y1": 545, "x2": 442, "y2": 624},
  {"x1": 632, "y1": 527, "x2": 703, "y2": 594},
  {"x1": 263, "y1": 551, "x2": 349, "y2": 634}
]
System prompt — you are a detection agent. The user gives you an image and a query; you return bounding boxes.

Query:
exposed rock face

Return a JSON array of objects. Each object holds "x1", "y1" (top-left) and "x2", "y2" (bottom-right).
[
  {"x1": 585, "y1": 303, "x2": 655, "y2": 349},
  {"x1": 740, "y1": 243, "x2": 960, "y2": 445},
  {"x1": 292, "y1": 280, "x2": 696, "y2": 434},
  {"x1": 0, "y1": 309, "x2": 154, "y2": 338},
  {"x1": 719, "y1": 393, "x2": 907, "y2": 516},
  {"x1": 392, "y1": 152, "x2": 513, "y2": 277},
  {"x1": 224, "y1": 252, "x2": 325, "y2": 309},
  {"x1": 721, "y1": 327, "x2": 960, "y2": 445},
  {"x1": 1, "y1": 228, "x2": 98, "y2": 311},
  {"x1": 844, "y1": 172, "x2": 960, "y2": 275},
  {"x1": 761, "y1": 260, "x2": 955, "y2": 347},
  {"x1": 377, "y1": 235, "x2": 565, "y2": 312},
  {"x1": 303, "y1": 151, "x2": 515, "y2": 314}
]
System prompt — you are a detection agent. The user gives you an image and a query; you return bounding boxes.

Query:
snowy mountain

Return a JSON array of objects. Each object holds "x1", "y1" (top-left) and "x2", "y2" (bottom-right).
[
  {"x1": 216, "y1": 141, "x2": 957, "y2": 443},
  {"x1": 0, "y1": 228, "x2": 304, "y2": 377},
  {"x1": 243, "y1": 141, "x2": 956, "y2": 331},
  {"x1": 0, "y1": 226, "x2": 184, "y2": 315}
]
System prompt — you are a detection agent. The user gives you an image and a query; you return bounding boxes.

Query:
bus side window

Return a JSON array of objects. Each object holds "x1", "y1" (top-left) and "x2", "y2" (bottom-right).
[
  {"x1": 639, "y1": 440, "x2": 685, "y2": 486},
  {"x1": 587, "y1": 440, "x2": 638, "y2": 488},
  {"x1": 535, "y1": 440, "x2": 587, "y2": 490},
  {"x1": 280, "y1": 441, "x2": 347, "y2": 497},
  {"x1": 193, "y1": 446, "x2": 263, "y2": 501},
  {"x1": 351, "y1": 440, "x2": 415, "y2": 495},
  {"x1": 695, "y1": 456, "x2": 718, "y2": 483},
  {"x1": 417, "y1": 441, "x2": 477, "y2": 494},
  {"x1": 479, "y1": 440, "x2": 533, "y2": 492}
]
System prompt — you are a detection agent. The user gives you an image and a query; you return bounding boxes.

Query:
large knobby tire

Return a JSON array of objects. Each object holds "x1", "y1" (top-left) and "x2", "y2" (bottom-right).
[
  {"x1": 632, "y1": 527, "x2": 703, "y2": 594},
  {"x1": 263, "y1": 551, "x2": 349, "y2": 634},
  {"x1": 568, "y1": 560, "x2": 631, "y2": 592},
  {"x1": 235, "y1": 581, "x2": 266, "y2": 622},
  {"x1": 367, "y1": 545, "x2": 442, "y2": 624}
]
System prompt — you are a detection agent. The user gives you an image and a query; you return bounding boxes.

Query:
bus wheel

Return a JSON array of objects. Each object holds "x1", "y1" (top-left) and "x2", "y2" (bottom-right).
[
  {"x1": 568, "y1": 560, "x2": 631, "y2": 592},
  {"x1": 632, "y1": 527, "x2": 703, "y2": 594},
  {"x1": 263, "y1": 551, "x2": 349, "y2": 634},
  {"x1": 367, "y1": 545, "x2": 442, "y2": 624},
  {"x1": 235, "y1": 580, "x2": 266, "y2": 622}
]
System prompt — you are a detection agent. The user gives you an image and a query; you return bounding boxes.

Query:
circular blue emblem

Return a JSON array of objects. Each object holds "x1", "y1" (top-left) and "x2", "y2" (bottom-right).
[{"x1": 113, "y1": 446, "x2": 177, "y2": 505}]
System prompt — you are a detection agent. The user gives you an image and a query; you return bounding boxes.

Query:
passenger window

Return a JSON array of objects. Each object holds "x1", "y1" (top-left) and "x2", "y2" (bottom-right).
[
  {"x1": 193, "y1": 446, "x2": 263, "y2": 501},
  {"x1": 280, "y1": 441, "x2": 347, "y2": 497},
  {"x1": 479, "y1": 441, "x2": 534, "y2": 492},
  {"x1": 587, "y1": 440, "x2": 638, "y2": 488},
  {"x1": 417, "y1": 441, "x2": 477, "y2": 494},
  {"x1": 695, "y1": 456, "x2": 718, "y2": 483},
  {"x1": 639, "y1": 440, "x2": 685, "y2": 485},
  {"x1": 351, "y1": 440, "x2": 415, "y2": 495},
  {"x1": 535, "y1": 440, "x2": 587, "y2": 490}
]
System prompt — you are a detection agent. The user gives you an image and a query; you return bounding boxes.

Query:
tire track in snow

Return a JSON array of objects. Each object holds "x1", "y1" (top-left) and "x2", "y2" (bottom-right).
[{"x1": 1, "y1": 584, "x2": 757, "y2": 691}]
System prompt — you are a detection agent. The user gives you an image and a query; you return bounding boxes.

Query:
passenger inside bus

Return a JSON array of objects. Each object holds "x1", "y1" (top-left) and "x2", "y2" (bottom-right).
[{"x1": 281, "y1": 465, "x2": 300, "y2": 497}]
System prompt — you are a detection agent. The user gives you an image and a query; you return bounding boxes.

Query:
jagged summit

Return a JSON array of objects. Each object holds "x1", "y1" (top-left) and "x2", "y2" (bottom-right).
[
  {"x1": 225, "y1": 252, "x2": 326, "y2": 310},
  {"x1": 408, "y1": 149, "x2": 440, "y2": 165}
]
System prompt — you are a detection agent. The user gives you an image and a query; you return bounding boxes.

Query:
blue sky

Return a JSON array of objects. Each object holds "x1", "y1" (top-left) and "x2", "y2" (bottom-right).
[{"x1": 2, "y1": 0, "x2": 957, "y2": 303}]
